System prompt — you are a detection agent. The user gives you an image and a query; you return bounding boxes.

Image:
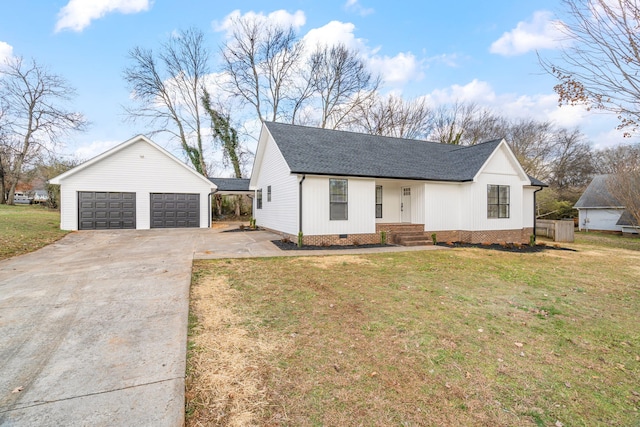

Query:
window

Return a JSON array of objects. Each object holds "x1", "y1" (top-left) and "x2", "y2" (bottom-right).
[
  {"x1": 487, "y1": 185, "x2": 509, "y2": 218},
  {"x1": 267, "y1": 185, "x2": 271, "y2": 202},
  {"x1": 330, "y1": 179, "x2": 348, "y2": 220},
  {"x1": 256, "y1": 189, "x2": 262, "y2": 209},
  {"x1": 375, "y1": 185, "x2": 383, "y2": 218}
]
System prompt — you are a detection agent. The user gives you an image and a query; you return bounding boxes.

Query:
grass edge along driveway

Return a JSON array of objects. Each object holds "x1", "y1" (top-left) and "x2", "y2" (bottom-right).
[
  {"x1": 187, "y1": 233, "x2": 640, "y2": 426},
  {"x1": 0, "y1": 204, "x2": 69, "y2": 261}
]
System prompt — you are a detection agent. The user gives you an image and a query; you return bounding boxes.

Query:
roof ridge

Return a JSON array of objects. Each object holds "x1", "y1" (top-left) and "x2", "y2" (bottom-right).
[{"x1": 265, "y1": 121, "x2": 443, "y2": 146}]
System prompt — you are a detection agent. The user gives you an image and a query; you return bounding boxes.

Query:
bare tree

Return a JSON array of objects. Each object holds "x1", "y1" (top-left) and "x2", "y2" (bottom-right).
[
  {"x1": 429, "y1": 102, "x2": 501, "y2": 145},
  {"x1": 606, "y1": 154, "x2": 640, "y2": 227},
  {"x1": 124, "y1": 28, "x2": 209, "y2": 175},
  {"x1": 547, "y1": 128, "x2": 594, "y2": 200},
  {"x1": 352, "y1": 93, "x2": 434, "y2": 139},
  {"x1": 0, "y1": 57, "x2": 86, "y2": 204},
  {"x1": 541, "y1": 0, "x2": 640, "y2": 135},
  {"x1": 505, "y1": 119, "x2": 556, "y2": 181},
  {"x1": 220, "y1": 16, "x2": 304, "y2": 123},
  {"x1": 308, "y1": 44, "x2": 379, "y2": 129},
  {"x1": 593, "y1": 143, "x2": 640, "y2": 174}
]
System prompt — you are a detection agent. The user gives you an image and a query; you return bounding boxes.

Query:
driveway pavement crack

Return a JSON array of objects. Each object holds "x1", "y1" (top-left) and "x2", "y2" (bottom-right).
[{"x1": 0, "y1": 377, "x2": 184, "y2": 414}]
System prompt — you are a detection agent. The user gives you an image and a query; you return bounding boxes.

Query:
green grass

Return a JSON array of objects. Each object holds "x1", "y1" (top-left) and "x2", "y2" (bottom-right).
[
  {"x1": 575, "y1": 230, "x2": 640, "y2": 251},
  {"x1": 0, "y1": 204, "x2": 69, "y2": 260},
  {"x1": 188, "y1": 237, "x2": 640, "y2": 426}
]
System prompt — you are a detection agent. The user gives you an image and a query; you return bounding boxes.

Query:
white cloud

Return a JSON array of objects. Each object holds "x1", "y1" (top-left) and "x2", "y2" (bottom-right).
[
  {"x1": 302, "y1": 21, "x2": 365, "y2": 52},
  {"x1": 589, "y1": 127, "x2": 631, "y2": 149},
  {"x1": 214, "y1": 9, "x2": 306, "y2": 37},
  {"x1": 0, "y1": 41, "x2": 13, "y2": 63},
  {"x1": 424, "y1": 79, "x2": 597, "y2": 129},
  {"x1": 344, "y1": 0, "x2": 374, "y2": 17},
  {"x1": 73, "y1": 139, "x2": 121, "y2": 160},
  {"x1": 302, "y1": 21, "x2": 423, "y2": 86},
  {"x1": 427, "y1": 53, "x2": 465, "y2": 68},
  {"x1": 369, "y1": 52, "x2": 423, "y2": 85},
  {"x1": 490, "y1": 10, "x2": 565, "y2": 56},
  {"x1": 55, "y1": 0, "x2": 152, "y2": 33}
]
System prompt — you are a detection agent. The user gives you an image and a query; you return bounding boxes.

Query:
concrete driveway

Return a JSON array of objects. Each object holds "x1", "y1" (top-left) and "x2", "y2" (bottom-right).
[
  {"x1": 0, "y1": 225, "x2": 440, "y2": 426},
  {"x1": 0, "y1": 228, "x2": 224, "y2": 426}
]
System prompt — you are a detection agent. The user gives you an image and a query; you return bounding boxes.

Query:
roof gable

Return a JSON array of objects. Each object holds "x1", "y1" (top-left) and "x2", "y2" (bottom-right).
[
  {"x1": 473, "y1": 140, "x2": 530, "y2": 183},
  {"x1": 261, "y1": 122, "x2": 541, "y2": 183},
  {"x1": 49, "y1": 135, "x2": 215, "y2": 188},
  {"x1": 574, "y1": 174, "x2": 623, "y2": 208}
]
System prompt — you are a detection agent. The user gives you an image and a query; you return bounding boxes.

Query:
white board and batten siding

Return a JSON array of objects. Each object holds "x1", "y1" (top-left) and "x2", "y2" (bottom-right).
[
  {"x1": 251, "y1": 132, "x2": 299, "y2": 235},
  {"x1": 302, "y1": 176, "x2": 375, "y2": 236},
  {"x1": 56, "y1": 138, "x2": 213, "y2": 230},
  {"x1": 423, "y1": 182, "x2": 467, "y2": 231},
  {"x1": 471, "y1": 143, "x2": 531, "y2": 231},
  {"x1": 375, "y1": 180, "x2": 403, "y2": 224}
]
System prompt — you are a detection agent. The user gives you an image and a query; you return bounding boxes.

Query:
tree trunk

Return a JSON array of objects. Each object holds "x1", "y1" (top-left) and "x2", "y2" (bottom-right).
[{"x1": 235, "y1": 195, "x2": 241, "y2": 217}]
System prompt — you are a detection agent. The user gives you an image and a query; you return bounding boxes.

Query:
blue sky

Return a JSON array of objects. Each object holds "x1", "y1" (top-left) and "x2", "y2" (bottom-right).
[{"x1": 0, "y1": 0, "x2": 629, "y2": 167}]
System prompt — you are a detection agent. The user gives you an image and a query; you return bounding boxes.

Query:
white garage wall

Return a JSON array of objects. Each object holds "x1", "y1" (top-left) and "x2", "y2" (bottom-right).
[{"x1": 56, "y1": 138, "x2": 214, "y2": 230}]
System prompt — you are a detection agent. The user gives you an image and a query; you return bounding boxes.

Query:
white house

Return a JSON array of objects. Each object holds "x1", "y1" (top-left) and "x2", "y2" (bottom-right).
[
  {"x1": 250, "y1": 122, "x2": 546, "y2": 245},
  {"x1": 50, "y1": 135, "x2": 216, "y2": 230},
  {"x1": 574, "y1": 174, "x2": 637, "y2": 233}
]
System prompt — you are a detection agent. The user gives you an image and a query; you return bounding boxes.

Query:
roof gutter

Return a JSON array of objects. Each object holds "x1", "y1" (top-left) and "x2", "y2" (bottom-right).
[
  {"x1": 299, "y1": 174, "x2": 306, "y2": 234},
  {"x1": 533, "y1": 186, "x2": 544, "y2": 242}
]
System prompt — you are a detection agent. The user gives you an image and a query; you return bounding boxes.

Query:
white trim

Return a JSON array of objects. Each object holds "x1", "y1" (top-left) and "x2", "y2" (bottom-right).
[
  {"x1": 473, "y1": 140, "x2": 529, "y2": 184},
  {"x1": 49, "y1": 135, "x2": 216, "y2": 189}
]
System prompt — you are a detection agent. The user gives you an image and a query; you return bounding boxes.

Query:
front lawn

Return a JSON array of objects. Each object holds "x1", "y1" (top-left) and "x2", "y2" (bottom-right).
[
  {"x1": 187, "y1": 238, "x2": 640, "y2": 426},
  {"x1": 0, "y1": 204, "x2": 69, "y2": 260}
]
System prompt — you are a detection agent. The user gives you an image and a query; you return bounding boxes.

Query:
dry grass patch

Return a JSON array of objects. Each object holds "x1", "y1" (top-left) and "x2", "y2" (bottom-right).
[
  {"x1": 289, "y1": 255, "x2": 374, "y2": 269},
  {"x1": 187, "y1": 239, "x2": 640, "y2": 426},
  {"x1": 187, "y1": 273, "x2": 286, "y2": 426}
]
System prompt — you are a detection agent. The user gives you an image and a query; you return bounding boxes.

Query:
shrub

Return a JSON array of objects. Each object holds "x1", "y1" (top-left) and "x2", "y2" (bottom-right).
[
  {"x1": 431, "y1": 233, "x2": 437, "y2": 245},
  {"x1": 380, "y1": 231, "x2": 387, "y2": 245},
  {"x1": 297, "y1": 232, "x2": 304, "y2": 248}
]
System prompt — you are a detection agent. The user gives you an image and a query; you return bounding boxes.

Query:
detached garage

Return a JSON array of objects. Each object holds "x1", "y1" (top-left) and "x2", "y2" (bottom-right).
[{"x1": 50, "y1": 135, "x2": 216, "y2": 231}]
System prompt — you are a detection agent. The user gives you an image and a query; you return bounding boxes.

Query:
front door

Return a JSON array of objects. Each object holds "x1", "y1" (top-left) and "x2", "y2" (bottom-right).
[{"x1": 401, "y1": 187, "x2": 411, "y2": 223}]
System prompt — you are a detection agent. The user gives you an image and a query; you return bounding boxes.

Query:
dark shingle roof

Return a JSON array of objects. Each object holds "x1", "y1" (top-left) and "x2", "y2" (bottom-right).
[
  {"x1": 616, "y1": 210, "x2": 638, "y2": 226},
  {"x1": 574, "y1": 175, "x2": 623, "y2": 208},
  {"x1": 264, "y1": 122, "x2": 544, "y2": 185},
  {"x1": 209, "y1": 178, "x2": 250, "y2": 192}
]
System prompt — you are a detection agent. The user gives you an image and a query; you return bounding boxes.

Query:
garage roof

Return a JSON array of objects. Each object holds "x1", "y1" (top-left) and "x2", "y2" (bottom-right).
[{"x1": 49, "y1": 135, "x2": 216, "y2": 189}]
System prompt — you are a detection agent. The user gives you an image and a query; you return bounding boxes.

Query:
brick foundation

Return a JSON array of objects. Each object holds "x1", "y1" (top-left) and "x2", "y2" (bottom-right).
[
  {"x1": 273, "y1": 231, "x2": 383, "y2": 246},
  {"x1": 427, "y1": 228, "x2": 534, "y2": 245},
  {"x1": 268, "y1": 225, "x2": 535, "y2": 247}
]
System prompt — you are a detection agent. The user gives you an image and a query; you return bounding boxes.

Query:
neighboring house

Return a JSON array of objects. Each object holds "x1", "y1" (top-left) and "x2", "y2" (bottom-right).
[
  {"x1": 249, "y1": 122, "x2": 546, "y2": 245},
  {"x1": 13, "y1": 192, "x2": 32, "y2": 205},
  {"x1": 574, "y1": 174, "x2": 637, "y2": 234},
  {"x1": 50, "y1": 135, "x2": 216, "y2": 230},
  {"x1": 33, "y1": 190, "x2": 49, "y2": 203}
]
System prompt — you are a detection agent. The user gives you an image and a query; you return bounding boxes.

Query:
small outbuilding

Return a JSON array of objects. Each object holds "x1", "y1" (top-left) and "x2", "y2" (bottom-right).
[
  {"x1": 50, "y1": 135, "x2": 216, "y2": 230},
  {"x1": 574, "y1": 174, "x2": 626, "y2": 232}
]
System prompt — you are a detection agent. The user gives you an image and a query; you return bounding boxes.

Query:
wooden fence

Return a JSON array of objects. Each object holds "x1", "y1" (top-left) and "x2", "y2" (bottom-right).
[{"x1": 536, "y1": 219, "x2": 575, "y2": 242}]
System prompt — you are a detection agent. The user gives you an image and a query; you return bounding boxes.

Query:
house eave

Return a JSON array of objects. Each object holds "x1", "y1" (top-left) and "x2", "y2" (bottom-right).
[{"x1": 290, "y1": 170, "x2": 473, "y2": 183}]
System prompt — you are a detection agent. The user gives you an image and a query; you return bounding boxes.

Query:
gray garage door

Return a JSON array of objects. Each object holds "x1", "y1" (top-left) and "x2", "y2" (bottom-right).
[
  {"x1": 150, "y1": 193, "x2": 199, "y2": 228},
  {"x1": 78, "y1": 192, "x2": 136, "y2": 230}
]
